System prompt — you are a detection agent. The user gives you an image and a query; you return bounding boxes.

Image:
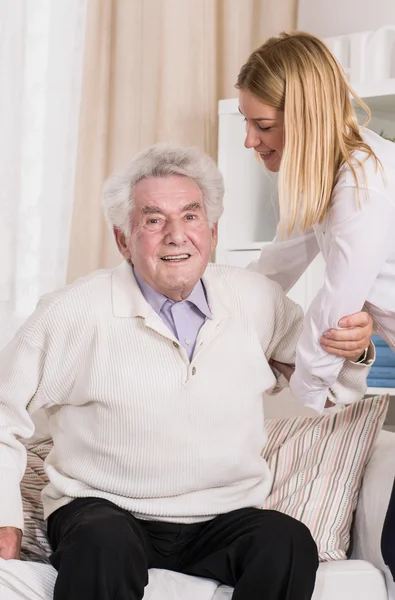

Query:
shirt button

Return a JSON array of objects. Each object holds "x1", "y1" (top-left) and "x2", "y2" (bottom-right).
[
  {"x1": 173, "y1": 341, "x2": 179, "y2": 348},
  {"x1": 192, "y1": 367, "x2": 196, "y2": 375},
  {"x1": 185, "y1": 338, "x2": 191, "y2": 345}
]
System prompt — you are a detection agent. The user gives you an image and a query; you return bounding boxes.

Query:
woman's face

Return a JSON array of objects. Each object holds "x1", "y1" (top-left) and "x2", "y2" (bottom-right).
[{"x1": 238, "y1": 88, "x2": 284, "y2": 173}]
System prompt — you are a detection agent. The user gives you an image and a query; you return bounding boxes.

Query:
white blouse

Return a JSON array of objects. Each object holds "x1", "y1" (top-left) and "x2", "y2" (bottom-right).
[{"x1": 250, "y1": 128, "x2": 395, "y2": 413}]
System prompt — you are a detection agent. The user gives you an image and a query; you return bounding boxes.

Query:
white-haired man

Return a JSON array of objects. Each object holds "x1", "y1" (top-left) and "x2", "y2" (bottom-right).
[{"x1": 0, "y1": 144, "x2": 374, "y2": 600}]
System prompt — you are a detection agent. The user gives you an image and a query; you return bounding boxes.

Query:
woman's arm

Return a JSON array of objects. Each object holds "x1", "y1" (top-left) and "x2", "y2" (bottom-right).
[
  {"x1": 290, "y1": 186, "x2": 395, "y2": 412},
  {"x1": 247, "y1": 226, "x2": 320, "y2": 293}
]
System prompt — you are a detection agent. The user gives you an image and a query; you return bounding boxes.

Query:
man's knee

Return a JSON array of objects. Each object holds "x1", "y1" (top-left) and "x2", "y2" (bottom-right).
[{"x1": 251, "y1": 511, "x2": 318, "y2": 564}]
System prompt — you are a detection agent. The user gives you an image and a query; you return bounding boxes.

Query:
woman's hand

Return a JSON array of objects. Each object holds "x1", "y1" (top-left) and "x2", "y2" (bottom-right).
[{"x1": 320, "y1": 311, "x2": 372, "y2": 362}]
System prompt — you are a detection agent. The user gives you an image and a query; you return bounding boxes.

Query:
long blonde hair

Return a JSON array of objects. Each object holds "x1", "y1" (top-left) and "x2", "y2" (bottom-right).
[{"x1": 236, "y1": 31, "x2": 381, "y2": 237}]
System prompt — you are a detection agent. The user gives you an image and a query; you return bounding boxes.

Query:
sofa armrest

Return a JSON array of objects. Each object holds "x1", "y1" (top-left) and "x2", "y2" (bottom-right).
[{"x1": 351, "y1": 430, "x2": 395, "y2": 572}]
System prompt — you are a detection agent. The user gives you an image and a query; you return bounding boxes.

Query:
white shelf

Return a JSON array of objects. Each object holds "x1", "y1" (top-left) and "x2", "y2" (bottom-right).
[{"x1": 366, "y1": 387, "x2": 395, "y2": 396}]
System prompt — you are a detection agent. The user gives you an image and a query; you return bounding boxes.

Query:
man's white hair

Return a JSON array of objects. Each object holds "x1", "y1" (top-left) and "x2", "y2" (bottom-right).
[{"x1": 102, "y1": 143, "x2": 224, "y2": 235}]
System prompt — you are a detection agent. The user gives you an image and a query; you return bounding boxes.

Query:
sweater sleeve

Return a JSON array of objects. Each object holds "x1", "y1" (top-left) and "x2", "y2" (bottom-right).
[{"x1": 0, "y1": 333, "x2": 48, "y2": 530}]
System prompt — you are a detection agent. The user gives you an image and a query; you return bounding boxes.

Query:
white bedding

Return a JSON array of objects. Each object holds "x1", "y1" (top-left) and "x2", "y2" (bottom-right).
[
  {"x1": 0, "y1": 561, "x2": 225, "y2": 600},
  {"x1": 0, "y1": 559, "x2": 388, "y2": 600}
]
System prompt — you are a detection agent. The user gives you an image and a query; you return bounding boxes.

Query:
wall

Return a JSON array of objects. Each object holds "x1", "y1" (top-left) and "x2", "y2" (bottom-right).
[{"x1": 297, "y1": 0, "x2": 395, "y2": 37}]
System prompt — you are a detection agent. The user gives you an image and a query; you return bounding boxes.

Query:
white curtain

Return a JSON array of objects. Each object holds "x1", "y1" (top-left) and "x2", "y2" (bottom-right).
[{"x1": 0, "y1": 0, "x2": 87, "y2": 348}]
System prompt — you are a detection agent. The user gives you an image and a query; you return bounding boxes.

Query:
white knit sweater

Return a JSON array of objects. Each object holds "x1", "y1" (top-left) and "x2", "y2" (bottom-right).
[{"x1": 0, "y1": 262, "x2": 371, "y2": 530}]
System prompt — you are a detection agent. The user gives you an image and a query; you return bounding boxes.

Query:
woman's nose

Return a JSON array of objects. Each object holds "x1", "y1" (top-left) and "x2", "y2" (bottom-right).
[{"x1": 244, "y1": 123, "x2": 260, "y2": 149}]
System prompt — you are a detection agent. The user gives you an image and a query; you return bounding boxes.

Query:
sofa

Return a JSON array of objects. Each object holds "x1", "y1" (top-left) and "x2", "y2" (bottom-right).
[{"x1": 0, "y1": 426, "x2": 394, "y2": 600}]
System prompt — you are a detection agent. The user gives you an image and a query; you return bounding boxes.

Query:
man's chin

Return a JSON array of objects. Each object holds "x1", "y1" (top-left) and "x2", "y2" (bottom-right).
[{"x1": 157, "y1": 273, "x2": 198, "y2": 298}]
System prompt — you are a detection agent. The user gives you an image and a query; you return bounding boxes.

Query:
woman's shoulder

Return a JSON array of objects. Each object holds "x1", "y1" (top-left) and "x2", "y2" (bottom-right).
[{"x1": 336, "y1": 128, "x2": 395, "y2": 194}]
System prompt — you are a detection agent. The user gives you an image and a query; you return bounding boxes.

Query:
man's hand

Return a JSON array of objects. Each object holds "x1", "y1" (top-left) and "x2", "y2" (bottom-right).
[
  {"x1": 0, "y1": 527, "x2": 22, "y2": 560},
  {"x1": 270, "y1": 359, "x2": 295, "y2": 382},
  {"x1": 320, "y1": 311, "x2": 372, "y2": 362}
]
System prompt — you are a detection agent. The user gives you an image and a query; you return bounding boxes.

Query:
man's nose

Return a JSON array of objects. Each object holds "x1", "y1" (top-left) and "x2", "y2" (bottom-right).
[
  {"x1": 164, "y1": 219, "x2": 187, "y2": 244},
  {"x1": 244, "y1": 122, "x2": 260, "y2": 149}
]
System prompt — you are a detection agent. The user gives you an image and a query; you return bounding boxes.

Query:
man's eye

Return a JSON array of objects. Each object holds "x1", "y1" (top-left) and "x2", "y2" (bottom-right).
[
  {"x1": 149, "y1": 218, "x2": 161, "y2": 224},
  {"x1": 186, "y1": 214, "x2": 197, "y2": 220}
]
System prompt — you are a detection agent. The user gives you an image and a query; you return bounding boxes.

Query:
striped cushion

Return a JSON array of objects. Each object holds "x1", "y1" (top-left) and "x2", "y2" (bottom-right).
[
  {"x1": 262, "y1": 395, "x2": 389, "y2": 561},
  {"x1": 21, "y1": 440, "x2": 52, "y2": 562}
]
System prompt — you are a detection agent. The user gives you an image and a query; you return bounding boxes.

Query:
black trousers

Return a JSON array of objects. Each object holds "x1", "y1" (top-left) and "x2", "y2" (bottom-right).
[
  {"x1": 47, "y1": 497, "x2": 318, "y2": 600},
  {"x1": 382, "y1": 477, "x2": 395, "y2": 580}
]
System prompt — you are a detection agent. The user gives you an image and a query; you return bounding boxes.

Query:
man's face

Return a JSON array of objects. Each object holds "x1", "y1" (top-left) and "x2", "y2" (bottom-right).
[{"x1": 114, "y1": 175, "x2": 218, "y2": 301}]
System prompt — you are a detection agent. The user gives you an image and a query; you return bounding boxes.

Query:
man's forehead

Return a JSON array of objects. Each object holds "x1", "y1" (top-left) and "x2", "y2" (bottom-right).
[
  {"x1": 134, "y1": 177, "x2": 203, "y2": 212},
  {"x1": 135, "y1": 175, "x2": 200, "y2": 193}
]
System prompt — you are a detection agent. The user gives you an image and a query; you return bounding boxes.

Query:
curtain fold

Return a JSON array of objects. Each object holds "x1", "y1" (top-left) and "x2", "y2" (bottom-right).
[
  {"x1": 67, "y1": 0, "x2": 297, "y2": 283},
  {"x1": 0, "y1": 0, "x2": 87, "y2": 348}
]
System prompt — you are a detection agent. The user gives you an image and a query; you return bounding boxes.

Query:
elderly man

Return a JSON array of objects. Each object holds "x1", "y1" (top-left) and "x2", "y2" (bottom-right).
[{"x1": 0, "y1": 144, "x2": 373, "y2": 600}]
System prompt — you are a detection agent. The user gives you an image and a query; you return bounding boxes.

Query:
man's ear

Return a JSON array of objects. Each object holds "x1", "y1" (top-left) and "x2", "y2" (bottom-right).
[{"x1": 113, "y1": 227, "x2": 132, "y2": 260}]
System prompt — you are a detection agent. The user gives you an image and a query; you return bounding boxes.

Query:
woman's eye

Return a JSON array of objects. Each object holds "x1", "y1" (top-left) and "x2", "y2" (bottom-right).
[
  {"x1": 257, "y1": 124, "x2": 271, "y2": 132},
  {"x1": 244, "y1": 117, "x2": 271, "y2": 132},
  {"x1": 149, "y1": 218, "x2": 160, "y2": 224}
]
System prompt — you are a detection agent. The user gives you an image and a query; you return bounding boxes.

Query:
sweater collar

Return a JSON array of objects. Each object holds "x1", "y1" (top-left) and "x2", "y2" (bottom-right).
[{"x1": 111, "y1": 260, "x2": 229, "y2": 321}]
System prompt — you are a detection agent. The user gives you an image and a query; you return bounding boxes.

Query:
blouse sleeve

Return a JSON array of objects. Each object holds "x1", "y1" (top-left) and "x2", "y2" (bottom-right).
[
  {"x1": 247, "y1": 226, "x2": 320, "y2": 293},
  {"x1": 290, "y1": 185, "x2": 395, "y2": 412}
]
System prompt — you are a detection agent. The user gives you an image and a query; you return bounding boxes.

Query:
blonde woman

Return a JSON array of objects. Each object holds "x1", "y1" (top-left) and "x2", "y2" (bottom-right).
[{"x1": 236, "y1": 31, "x2": 395, "y2": 414}]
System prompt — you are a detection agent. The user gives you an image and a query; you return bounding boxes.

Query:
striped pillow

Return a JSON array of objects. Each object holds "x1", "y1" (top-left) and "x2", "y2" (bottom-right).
[
  {"x1": 262, "y1": 395, "x2": 389, "y2": 562},
  {"x1": 21, "y1": 440, "x2": 52, "y2": 562}
]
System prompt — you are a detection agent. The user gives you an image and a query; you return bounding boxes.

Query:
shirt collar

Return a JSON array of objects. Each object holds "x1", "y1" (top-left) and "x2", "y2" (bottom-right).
[
  {"x1": 133, "y1": 266, "x2": 212, "y2": 319},
  {"x1": 111, "y1": 260, "x2": 228, "y2": 322}
]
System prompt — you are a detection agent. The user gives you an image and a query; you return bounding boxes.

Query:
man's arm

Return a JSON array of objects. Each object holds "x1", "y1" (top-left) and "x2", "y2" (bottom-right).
[{"x1": 0, "y1": 332, "x2": 48, "y2": 559}]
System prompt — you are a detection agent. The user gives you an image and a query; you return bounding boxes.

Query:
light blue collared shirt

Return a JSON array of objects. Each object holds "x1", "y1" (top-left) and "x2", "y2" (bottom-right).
[{"x1": 133, "y1": 268, "x2": 212, "y2": 360}]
